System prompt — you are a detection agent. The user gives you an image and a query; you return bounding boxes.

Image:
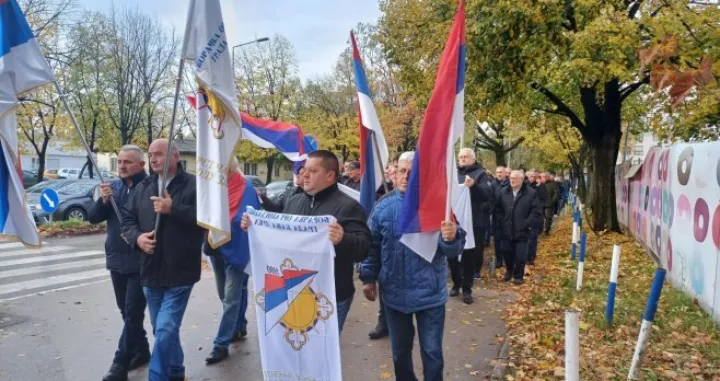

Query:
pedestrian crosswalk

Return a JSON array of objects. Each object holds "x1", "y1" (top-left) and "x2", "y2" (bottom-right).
[{"x1": 0, "y1": 236, "x2": 108, "y2": 302}]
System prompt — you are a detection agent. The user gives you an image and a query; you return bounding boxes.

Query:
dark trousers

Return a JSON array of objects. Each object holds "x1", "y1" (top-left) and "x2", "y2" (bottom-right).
[
  {"x1": 528, "y1": 223, "x2": 541, "y2": 264},
  {"x1": 543, "y1": 207, "x2": 554, "y2": 233},
  {"x1": 386, "y1": 305, "x2": 445, "y2": 381},
  {"x1": 448, "y1": 227, "x2": 485, "y2": 291},
  {"x1": 110, "y1": 271, "x2": 149, "y2": 368},
  {"x1": 503, "y1": 240, "x2": 530, "y2": 280},
  {"x1": 376, "y1": 287, "x2": 387, "y2": 329},
  {"x1": 493, "y1": 226, "x2": 509, "y2": 266}
]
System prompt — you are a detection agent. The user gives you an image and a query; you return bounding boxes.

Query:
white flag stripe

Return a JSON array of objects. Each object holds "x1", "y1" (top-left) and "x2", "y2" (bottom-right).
[{"x1": 358, "y1": 92, "x2": 389, "y2": 186}]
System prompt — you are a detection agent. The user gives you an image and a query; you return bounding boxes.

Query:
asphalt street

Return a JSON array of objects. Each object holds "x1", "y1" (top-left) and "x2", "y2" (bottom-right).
[{"x1": 0, "y1": 234, "x2": 514, "y2": 381}]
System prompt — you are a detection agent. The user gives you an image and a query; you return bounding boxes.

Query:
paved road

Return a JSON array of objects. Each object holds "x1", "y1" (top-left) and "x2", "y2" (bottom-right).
[
  {"x1": 0, "y1": 234, "x2": 515, "y2": 381},
  {"x1": 0, "y1": 235, "x2": 108, "y2": 302}
]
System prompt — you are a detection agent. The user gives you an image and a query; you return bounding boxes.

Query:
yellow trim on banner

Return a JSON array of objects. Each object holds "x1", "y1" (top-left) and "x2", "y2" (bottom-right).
[{"x1": 196, "y1": 220, "x2": 231, "y2": 249}]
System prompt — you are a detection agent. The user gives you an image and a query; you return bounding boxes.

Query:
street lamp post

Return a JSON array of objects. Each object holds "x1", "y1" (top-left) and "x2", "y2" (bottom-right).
[{"x1": 231, "y1": 37, "x2": 270, "y2": 72}]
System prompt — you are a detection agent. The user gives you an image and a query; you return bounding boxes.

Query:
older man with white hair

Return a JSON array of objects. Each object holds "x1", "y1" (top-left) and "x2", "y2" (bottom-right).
[
  {"x1": 361, "y1": 151, "x2": 465, "y2": 381},
  {"x1": 496, "y1": 169, "x2": 543, "y2": 284},
  {"x1": 451, "y1": 148, "x2": 493, "y2": 304}
]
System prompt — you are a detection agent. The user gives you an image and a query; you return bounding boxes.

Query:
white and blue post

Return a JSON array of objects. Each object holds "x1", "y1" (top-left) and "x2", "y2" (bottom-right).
[
  {"x1": 565, "y1": 310, "x2": 580, "y2": 381},
  {"x1": 606, "y1": 245, "x2": 622, "y2": 327},
  {"x1": 628, "y1": 268, "x2": 667, "y2": 380},
  {"x1": 571, "y1": 212, "x2": 579, "y2": 260},
  {"x1": 576, "y1": 233, "x2": 587, "y2": 291}
]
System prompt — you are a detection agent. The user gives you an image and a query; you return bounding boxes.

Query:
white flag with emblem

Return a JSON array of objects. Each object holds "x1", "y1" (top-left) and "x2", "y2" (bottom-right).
[
  {"x1": 181, "y1": 0, "x2": 242, "y2": 248},
  {"x1": 246, "y1": 207, "x2": 342, "y2": 381}
]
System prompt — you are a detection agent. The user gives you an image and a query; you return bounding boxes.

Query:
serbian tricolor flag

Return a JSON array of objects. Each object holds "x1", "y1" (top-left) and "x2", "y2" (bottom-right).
[
  {"x1": 398, "y1": 0, "x2": 466, "y2": 262},
  {"x1": 351, "y1": 31, "x2": 389, "y2": 216},
  {"x1": 217, "y1": 172, "x2": 260, "y2": 274},
  {"x1": 0, "y1": 0, "x2": 53, "y2": 246},
  {"x1": 240, "y1": 113, "x2": 315, "y2": 161}
]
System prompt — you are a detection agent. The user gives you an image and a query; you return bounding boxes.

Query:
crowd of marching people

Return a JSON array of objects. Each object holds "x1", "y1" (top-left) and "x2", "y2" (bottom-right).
[{"x1": 93, "y1": 140, "x2": 571, "y2": 381}]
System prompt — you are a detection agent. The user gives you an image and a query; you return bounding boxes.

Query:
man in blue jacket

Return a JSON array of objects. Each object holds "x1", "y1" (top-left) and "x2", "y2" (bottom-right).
[
  {"x1": 89, "y1": 145, "x2": 150, "y2": 381},
  {"x1": 360, "y1": 151, "x2": 465, "y2": 381}
]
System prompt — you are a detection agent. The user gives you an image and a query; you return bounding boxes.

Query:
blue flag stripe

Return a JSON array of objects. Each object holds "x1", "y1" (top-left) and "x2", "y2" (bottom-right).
[{"x1": 0, "y1": 0, "x2": 35, "y2": 57}]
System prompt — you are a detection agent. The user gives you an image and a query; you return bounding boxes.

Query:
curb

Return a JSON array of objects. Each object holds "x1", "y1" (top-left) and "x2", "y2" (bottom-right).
[{"x1": 490, "y1": 333, "x2": 511, "y2": 380}]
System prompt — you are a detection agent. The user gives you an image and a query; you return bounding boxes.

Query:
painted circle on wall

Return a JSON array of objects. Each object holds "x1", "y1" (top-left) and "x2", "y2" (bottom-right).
[
  {"x1": 660, "y1": 151, "x2": 670, "y2": 181},
  {"x1": 713, "y1": 205, "x2": 720, "y2": 251},
  {"x1": 677, "y1": 194, "x2": 692, "y2": 220},
  {"x1": 662, "y1": 190, "x2": 669, "y2": 223},
  {"x1": 690, "y1": 248, "x2": 705, "y2": 296},
  {"x1": 654, "y1": 224, "x2": 662, "y2": 253},
  {"x1": 677, "y1": 146, "x2": 694, "y2": 186},
  {"x1": 694, "y1": 197, "x2": 710, "y2": 243},
  {"x1": 668, "y1": 192, "x2": 674, "y2": 228}
]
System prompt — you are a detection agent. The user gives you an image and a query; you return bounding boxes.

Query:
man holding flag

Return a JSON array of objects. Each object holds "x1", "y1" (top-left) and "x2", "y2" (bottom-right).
[{"x1": 0, "y1": 0, "x2": 55, "y2": 247}]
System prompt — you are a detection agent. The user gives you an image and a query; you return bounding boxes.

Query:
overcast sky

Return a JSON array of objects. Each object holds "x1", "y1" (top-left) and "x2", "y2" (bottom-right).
[{"x1": 77, "y1": 0, "x2": 382, "y2": 81}]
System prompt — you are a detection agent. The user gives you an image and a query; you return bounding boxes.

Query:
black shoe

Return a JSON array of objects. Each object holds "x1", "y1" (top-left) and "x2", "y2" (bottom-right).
[
  {"x1": 368, "y1": 325, "x2": 389, "y2": 340},
  {"x1": 449, "y1": 287, "x2": 460, "y2": 297},
  {"x1": 513, "y1": 278, "x2": 523, "y2": 285},
  {"x1": 502, "y1": 273, "x2": 512, "y2": 282},
  {"x1": 128, "y1": 350, "x2": 150, "y2": 370},
  {"x1": 496, "y1": 262, "x2": 504, "y2": 269},
  {"x1": 462, "y1": 292, "x2": 473, "y2": 304},
  {"x1": 205, "y1": 347, "x2": 229, "y2": 365},
  {"x1": 528, "y1": 260, "x2": 535, "y2": 266},
  {"x1": 170, "y1": 377, "x2": 185, "y2": 381},
  {"x1": 102, "y1": 363, "x2": 128, "y2": 381},
  {"x1": 232, "y1": 329, "x2": 248, "y2": 342}
]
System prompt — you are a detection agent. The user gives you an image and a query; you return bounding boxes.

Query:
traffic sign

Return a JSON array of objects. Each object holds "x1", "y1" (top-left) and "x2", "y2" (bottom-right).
[{"x1": 40, "y1": 188, "x2": 60, "y2": 214}]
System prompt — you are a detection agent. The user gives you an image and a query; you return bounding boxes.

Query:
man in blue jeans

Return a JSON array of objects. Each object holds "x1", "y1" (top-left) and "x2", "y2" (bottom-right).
[
  {"x1": 122, "y1": 139, "x2": 205, "y2": 381},
  {"x1": 204, "y1": 166, "x2": 260, "y2": 364},
  {"x1": 360, "y1": 152, "x2": 465, "y2": 381}
]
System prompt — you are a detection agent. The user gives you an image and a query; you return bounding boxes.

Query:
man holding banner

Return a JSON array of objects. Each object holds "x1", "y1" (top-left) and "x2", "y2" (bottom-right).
[{"x1": 243, "y1": 150, "x2": 371, "y2": 331}]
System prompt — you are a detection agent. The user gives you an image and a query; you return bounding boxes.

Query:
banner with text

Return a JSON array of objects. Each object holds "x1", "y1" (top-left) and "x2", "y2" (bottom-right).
[
  {"x1": 246, "y1": 207, "x2": 342, "y2": 381},
  {"x1": 616, "y1": 143, "x2": 720, "y2": 323}
]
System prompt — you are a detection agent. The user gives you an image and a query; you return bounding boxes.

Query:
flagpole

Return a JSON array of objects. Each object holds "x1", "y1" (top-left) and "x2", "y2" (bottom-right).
[
  {"x1": 154, "y1": 57, "x2": 186, "y2": 233},
  {"x1": 52, "y1": 81, "x2": 124, "y2": 223},
  {"x1": 371, "y1": 132, "x2": 389, "y2": 194}
]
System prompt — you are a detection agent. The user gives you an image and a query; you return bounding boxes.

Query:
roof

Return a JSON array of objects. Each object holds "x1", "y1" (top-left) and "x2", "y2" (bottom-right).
[{"x1": 174, "y1": 139, "x2": 196, "y2": 154}]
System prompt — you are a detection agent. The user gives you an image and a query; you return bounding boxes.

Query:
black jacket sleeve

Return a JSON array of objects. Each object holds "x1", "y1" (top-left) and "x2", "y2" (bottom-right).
[
  {"x1": 530, "y1": 192, "x2": 544, "y2": 228},
  {"x1": 467, "y1": 173, "x2": 491, "y2": 203},
  {"x1": 168, "y1": 184, "x2": 197, "y2": 226},
  {"x1": 260, "y1": 194, "x2": 284, "y2": 212},
  {"x1": 121, "y1": 187, "x2": 143, "y2": 250},
  {"x1": 335, "y1": 202, "x2": 372, "y2": 263},
  {"x1": 88, "y1": 198, "x2": 112, "y2": 224}
]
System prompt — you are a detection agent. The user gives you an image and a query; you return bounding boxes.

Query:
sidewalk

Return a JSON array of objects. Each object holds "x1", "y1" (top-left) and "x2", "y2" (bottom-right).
[{"x1": 0, "y1": 266, "x2": 515, "y2": 380}]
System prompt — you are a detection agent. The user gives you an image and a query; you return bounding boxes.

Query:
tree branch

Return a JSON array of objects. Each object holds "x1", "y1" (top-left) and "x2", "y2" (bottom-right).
[
  {"x1": 504, "y1": 136, "x2": 525, "y2": 152},
  {"x1": 620, "y1": 76, "x2": 650, "y2": 101},
  {"x1": 531, "y1": 83, "x2": 587, "y2": 131}
]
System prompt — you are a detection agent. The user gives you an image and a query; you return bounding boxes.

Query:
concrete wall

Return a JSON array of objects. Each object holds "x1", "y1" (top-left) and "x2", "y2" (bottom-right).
[{"x1": 616, "y1": 144, "x2": 720, "y2": 323}]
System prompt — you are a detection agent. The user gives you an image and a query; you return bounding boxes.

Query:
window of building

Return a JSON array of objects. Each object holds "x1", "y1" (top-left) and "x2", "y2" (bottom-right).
[
  {"x1": 31, "y1": 157, "x2": 38, "y2": 169},
  {"x1": 274, "y1": 164, "x2": 280, "y2": 177},
  {"x1": 244, "y1": 163, "x2": 257, "y2": 175}
]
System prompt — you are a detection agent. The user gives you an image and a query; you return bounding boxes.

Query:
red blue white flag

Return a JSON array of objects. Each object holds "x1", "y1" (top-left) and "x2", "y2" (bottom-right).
[
  {"x1": 398, "y1": 0, "x2": 466, "y2": 261},
  {"x1": 350, "y1": 31, "x2": 388, "y2": 216}
]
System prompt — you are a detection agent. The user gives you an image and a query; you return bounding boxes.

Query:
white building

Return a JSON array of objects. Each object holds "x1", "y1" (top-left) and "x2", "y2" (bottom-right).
[
  {"x1": 617, "y1": 132, "x2": 670, "y2": 165},
  {"x1": 21, "y1": 140, "x2": 88, "y2": 171}
]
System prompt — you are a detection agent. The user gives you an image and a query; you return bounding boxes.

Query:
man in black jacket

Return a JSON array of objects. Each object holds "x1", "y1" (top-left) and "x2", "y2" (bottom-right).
[
  {"x1": 91, "y1": 145, "x2": 150, "y2": 381},
  {"x1": 260, "y1": 162, "x2": 305, "y2": 212},
  {"x1": 449, "y1": 148, "x2": 493, "y2": 304},
  {"x1": 497, "y1": 170, "x2": 543, "y2": 284},
  {"x1": 242, "y1": 150, "x2": 371, "y2": 332},
  {"x1": 122, "y1": 139, "x2": 205, "y2": 381},
  {"x1": 492, "y1": 166, "x2": 510, "y2": 268},
  {"x1": 542, "y1": 172, "x2": 559, "y2": 234}
]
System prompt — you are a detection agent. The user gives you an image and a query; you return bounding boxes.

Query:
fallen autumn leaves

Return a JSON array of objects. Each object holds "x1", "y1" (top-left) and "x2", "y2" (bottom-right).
[{"x1": 491, "y1": 217, "x2": 720, "y2": 380}]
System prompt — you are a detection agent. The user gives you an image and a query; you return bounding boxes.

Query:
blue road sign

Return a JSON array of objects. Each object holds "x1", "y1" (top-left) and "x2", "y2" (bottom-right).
[{"x1": 40, "y1": 188, "x2": 60, "y2": 213}]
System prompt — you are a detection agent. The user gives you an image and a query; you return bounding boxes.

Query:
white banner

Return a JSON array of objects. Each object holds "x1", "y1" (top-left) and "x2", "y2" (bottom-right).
[{"x1": 247, "y1": 207, "x2": 342, "y2": 381}]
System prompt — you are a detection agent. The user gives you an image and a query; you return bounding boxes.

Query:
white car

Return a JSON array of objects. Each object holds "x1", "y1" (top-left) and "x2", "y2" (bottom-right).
[{"x1": 57, "y1": 168, "x2": 83, "y2": 179}]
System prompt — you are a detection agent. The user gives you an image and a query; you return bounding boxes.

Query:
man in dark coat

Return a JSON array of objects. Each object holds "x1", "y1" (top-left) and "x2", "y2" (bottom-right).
[
  {"x1": 542, "y1": 172, "x2": 559, "y2": 234},
  {"x1": 492, "y1": 166, "x2": 510, "y2": 268},
  {"x1": 449, "y1": 148, "x2": 493, "y2": 304},
  {"x1": 91, "y1": 145, "x2": 150, "y2": 381},
  {"x1": 242, "y1": 150, "x2": 372, "y2": 332},
  {"x1": 497, "y1": 170, "x2": 543, "y2": 284},
  {"x1": 122, "y1": 139, "x2": 205, "y2": 381},
  {"x1": 259, "y1": 162, "x2": 305, "y2": 212},
  {"x1": 342, "y1": 160, "x2": 362, "y2": 191}
]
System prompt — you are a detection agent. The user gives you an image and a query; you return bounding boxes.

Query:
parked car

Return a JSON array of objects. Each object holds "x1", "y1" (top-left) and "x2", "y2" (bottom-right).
[
  {"x1": 22, "y1": 170, "x2": 45, "y2": 188},
  {"x1": 44, "y1": 169, "x2": 60, "y2": 179},
  {"x1": 57, "y1": 168, "x2": 83, "y2": 179},
  {"x1": 27, "y1": 179, "x2": 100, "y2": 223},
  {"x1": 266, "y1": 180, "x2": 293, "y2": 203},
  {"x1": 245, "y1": 175, "x2": 266, "y2": 196}
]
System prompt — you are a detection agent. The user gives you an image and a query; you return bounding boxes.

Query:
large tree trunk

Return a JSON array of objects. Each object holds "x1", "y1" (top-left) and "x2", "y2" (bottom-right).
[
  {"x1": 265, "y1": 153, "x2": 276, "y2": 184},
  {"x1": 36, "y1": 152, "x2": 46, "y2": 184},
  {"x1": 494, "y1": 149, "x2": 507, "y2": 167}
]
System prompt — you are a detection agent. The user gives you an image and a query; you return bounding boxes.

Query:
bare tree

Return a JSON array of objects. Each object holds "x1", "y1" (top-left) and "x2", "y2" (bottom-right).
[
  {"x1": 17, "y1": 88, "x2": 63, "y2": 183},
  {"x1": 235, "y1": 35, "x2": 301, "y2": 183}
]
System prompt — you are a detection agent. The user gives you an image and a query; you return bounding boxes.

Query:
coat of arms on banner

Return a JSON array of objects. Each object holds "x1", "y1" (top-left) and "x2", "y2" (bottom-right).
[{"x1": 255, "y1": 258, "x2": 334, "y2": 350}]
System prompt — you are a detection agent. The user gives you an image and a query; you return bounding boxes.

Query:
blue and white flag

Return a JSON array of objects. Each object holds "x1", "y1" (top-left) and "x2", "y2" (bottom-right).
[
  {"x1": 0, "y1": 0, "x2": 54, "y2": 116},
  {"x1": 247, "y1": 207, "x2": 342, "y2": 381},
  {"x1": 0, "y1": 0, "x2": 52, "y2": 246}
]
